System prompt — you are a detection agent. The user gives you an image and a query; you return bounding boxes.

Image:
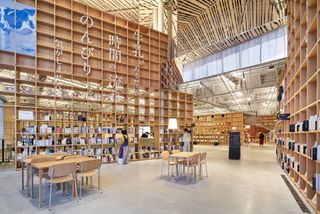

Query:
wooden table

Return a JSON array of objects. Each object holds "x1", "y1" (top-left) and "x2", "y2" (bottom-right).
[
  {"x1": 168, "y1": 152, "x2": 200, "y2": 184},
  {"x1": 26, "y1": 157, "x2": 92, "y2": 208},
  {"x1": 21, "y1": 155, "x2": 66, "y2": 195}
]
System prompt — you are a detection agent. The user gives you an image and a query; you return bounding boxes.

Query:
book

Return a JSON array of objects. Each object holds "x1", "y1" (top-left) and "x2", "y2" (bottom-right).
[{"x1": 312, "y1": 143, "x2": 318, "y2": 160}]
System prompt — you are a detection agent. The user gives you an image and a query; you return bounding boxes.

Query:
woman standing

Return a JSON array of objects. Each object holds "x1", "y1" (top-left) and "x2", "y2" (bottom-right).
[
  {"x1": 259, "y1": 132, "x2": 265, "y2": 147},
  {"x1": 182, "y1": 128, "x2": 191, "y2": 152},
  {"x1": 118, "y1": 129, "x2": 130, "y2": 164}
]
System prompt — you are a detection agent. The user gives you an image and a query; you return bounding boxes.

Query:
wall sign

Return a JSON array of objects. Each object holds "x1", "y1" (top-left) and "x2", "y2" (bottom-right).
[
  {"x1": 54, "y1": 38, "x2": 63, "y2": 96},
  {"x1": 132, "y1": 32, "x2": 144, "y2": 93},
  {"x1": 18, "y1": 110, "x2": 34, "y2": 120},
  {"x1": 80, "y1": 15, "x2": 94, "y2": 76}
]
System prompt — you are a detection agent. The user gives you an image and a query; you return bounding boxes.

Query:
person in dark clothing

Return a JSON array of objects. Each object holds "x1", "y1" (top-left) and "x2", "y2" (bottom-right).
[{"x1": 259, "y1": 132, "x2": 265, "y2": 147}]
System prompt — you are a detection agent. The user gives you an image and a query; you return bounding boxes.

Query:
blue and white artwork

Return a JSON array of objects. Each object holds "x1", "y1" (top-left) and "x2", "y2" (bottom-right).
[{"x1": 0, "y1": 0, "x2": 36, "y2": 56}]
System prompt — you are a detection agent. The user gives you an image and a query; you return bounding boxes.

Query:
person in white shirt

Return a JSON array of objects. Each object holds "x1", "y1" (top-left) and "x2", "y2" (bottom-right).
[{"x1": 182, "y1": 128, "x2": 191, "y2": 152}]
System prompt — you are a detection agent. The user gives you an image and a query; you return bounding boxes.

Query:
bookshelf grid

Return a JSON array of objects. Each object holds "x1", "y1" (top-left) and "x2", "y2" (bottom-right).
[
  {"x1": 0, "y1": 0, "x2": 193, "y2": 169},
  {"x1": 193, "y1": 113, "x2": 244, "y2": 145},
  {"x1": 276, "y1": 0, "x2": 320, "y2": 212}
]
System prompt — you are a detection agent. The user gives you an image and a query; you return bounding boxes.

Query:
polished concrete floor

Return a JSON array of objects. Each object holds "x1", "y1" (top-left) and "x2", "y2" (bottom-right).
[{"x1": 0, "y1": 144, "x2": 312, "y2": 214}]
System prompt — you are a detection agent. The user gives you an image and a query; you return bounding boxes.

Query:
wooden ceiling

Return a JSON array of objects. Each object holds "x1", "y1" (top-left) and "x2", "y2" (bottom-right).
[
  {"x1": 76, "y1": 0, "x2": 286, "y2": 64},
  {"x1": 176, "y1": 0, "x2": 287, "y2": 63}
]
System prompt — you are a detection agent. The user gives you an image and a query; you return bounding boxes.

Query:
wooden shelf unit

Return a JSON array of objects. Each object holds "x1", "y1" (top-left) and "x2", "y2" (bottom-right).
[
  {"x1": 0, "y1": 0, "x2": 193, "y2": 169},
  {"x1": 193, "y1": 113, "x2": 244, "y2": 145},
  {"x1": 159, "y1": 89, "x2": 194, "y2": 151},
  {"x1": 276, "y1": 0, "x2": 320, "y2": 212},
  {"x1": 160, "y1": 59, "x2": 183, "y2": 88}
]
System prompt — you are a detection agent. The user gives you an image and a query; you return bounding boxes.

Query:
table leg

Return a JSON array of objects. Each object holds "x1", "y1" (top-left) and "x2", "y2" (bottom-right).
[
  {"x1": 167, "y1": 156, "x2": 170, "y2": 177},
  {"x1": 21, "y1": 161, "x2": 24, "y2": 191},
  {"x1": 98, "y1": 168, "x2": 101, "y2": 191},
  {"x1": 71, "y1": 180, "x2": 75, "y2": 198},
  {"x1": 175, "y1": 157, "x2": 179, "y2": 177},
  {"x1": 27, "y1": 165, "x2": 31, "y2": 197},
  {"x1": 187, "y1": 158, "x2": 189, "y2": 184},
  {"x1": 39, "y1": 169, "x2": 43, "y2": 208},
  {"x1": 31, "y1": 169, "x2": 34, "y2": 199}
]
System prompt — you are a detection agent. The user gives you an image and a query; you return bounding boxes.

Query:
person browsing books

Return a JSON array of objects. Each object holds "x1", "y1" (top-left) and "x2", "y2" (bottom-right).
[
  {"x1": 118, "y1": 129, "x2": 130, "y2": 164},
  {"x1": 182, "y1": 128, "x2": 191, "y2": 152}
]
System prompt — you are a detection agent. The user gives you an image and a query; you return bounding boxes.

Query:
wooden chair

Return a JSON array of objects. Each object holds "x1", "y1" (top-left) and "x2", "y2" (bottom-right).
[
  {"x1": 172, "y1": 149, "x2": 181, "y2": 154},
  {"x1": 199, "y1": 152, "x2": 208, "y2": 179},
  {"x1": 78, "y1": 159, "x2": 102, "y2": 200},
  {"x1": 179, "y1": 153, "x2": 201, "y2": 183},
  {"x1": 160, "y1": 151, "x2": 178, "y2": 177},
  {"x1": 51, "y1": 152, "x2": 68, "y2": 159},
  {"x1": 45, "y1": 162, "x2": 78, "y2": 211},
  {"x1": 63, "y1": 155, "x2": 83, "y2": 160},
  {"x1": 30, "y1": 156, "x2": 56, "y2": 198}
]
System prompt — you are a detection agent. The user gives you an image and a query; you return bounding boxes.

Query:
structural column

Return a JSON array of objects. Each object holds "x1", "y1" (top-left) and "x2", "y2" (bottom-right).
[{"x1": 157, "y1": 0, "x2": 164, "y2": 32}]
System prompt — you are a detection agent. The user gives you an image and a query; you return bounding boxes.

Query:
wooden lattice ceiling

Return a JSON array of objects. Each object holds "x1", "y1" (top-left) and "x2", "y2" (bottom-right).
[
  {"x1": 76, "y1": 0, "x2": 286, "y2": 64},
  {"x1": 176, "y1": 0, "x2": 287, "y2": 64}
]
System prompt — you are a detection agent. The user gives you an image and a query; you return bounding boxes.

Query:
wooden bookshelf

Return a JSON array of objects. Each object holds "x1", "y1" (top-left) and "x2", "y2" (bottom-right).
[
  {"x1": 159, "y1": 89, "x2": 194, "y2": 151},
  {"x1": 276, "y1": 0, "x2": 320, "y2": 212},
  {"x1": 160, "y1": 59, "x2": 183, "y2": 89},
  {"x1": 193, "y1": 113, "x2": 244, "y2": 145},
  {"x1": 0, "y1": 0, "x2": 193, "y2": 169}
]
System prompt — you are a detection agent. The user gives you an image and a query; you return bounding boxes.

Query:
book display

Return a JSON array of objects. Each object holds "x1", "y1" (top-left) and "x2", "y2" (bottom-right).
[
  {"x1": 0, "y1": 0, "x2": 193, "y2": 169},
  {"x1": 193, "y1": 113, "x2": 244, "y2": 145},
  {"x1": 276, "y1": 0, "x2": 320, "y2": 211}
]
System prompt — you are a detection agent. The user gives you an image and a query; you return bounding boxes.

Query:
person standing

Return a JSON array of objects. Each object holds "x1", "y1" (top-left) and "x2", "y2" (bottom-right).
[
  {"x1": 118, "y1": 129, "x2": 130, "y2": 164},
  {"x1": 259, "y1": 132, "x2": 265, "y2": 147},
  {"x1": 182, "y1": 128, "x2": 191, "y2": 152}
]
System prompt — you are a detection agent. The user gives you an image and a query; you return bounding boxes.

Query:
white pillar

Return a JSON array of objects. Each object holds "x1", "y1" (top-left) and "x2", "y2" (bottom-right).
[
  {"x1": 152, "y1": 8, "x2": 158, "y2": 30},
  {"x1": 157, "y1": 0, "x2": 164, "y2": 32}
]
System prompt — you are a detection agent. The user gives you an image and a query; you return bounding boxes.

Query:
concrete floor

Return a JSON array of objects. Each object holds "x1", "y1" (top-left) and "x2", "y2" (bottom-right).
[{"x1": 0, "y1": 144, "x2": 311, "y2": 214}]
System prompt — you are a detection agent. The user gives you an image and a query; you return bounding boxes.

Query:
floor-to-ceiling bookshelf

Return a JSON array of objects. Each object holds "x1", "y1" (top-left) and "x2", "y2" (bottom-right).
[
  {"x1": 0, "y1": 0, "x2": 193, "y2": 169},
  {"x1": 193, "y1": 113, "x2": 244, "y2": 145},
  {"x1": 276, "y1": 0, "x2": 320, "y2": 212}
]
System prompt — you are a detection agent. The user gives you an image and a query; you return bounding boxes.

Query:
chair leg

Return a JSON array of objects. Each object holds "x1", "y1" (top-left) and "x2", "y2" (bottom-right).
[
  {"x1": 79, "y1": 176, "x2": 82, "y2": 200},
  {"x1": 65, "y1": 182, "x2": 68, "y2": 196},
  {"x1": 43, "y1": 180, "x2": 46, "y2": 202},
  {"x1": 31, "y1": 169, "x2": 34, "y2": 199},
  {"x1": 74, "y1": 178, "x2": 78, "y2": 202},
  {"x1": 98, "y1": 169, "x2": 102, "y2": 194},
  {"x1": 49, "y1": 182, "x2": 53, "y2": 211},
  {"x1": 90, "y1": 176, "x2": 93, "y2": 188},
  {"x1": 160, "y1": 161, "x2": 164, "y2": 177},
  {"x1": 205, "y1": 160, "x2": 208, "y2": 177}
]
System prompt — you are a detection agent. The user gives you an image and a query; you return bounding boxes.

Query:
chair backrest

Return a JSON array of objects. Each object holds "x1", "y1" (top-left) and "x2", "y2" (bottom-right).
[
  {"x1": 80, "y1": 159, "x2": 101, "y2": 173},
  {"x1": 161, "y1": 151, "x2": 169, "y2": 160},
  {"x1": 200, "y1": 152, "x2": 207, "y2": 161},
  {"x1": 26, "y1": 154, "x2": 47, "y2": 160},
  {"x1": 172, "y1": 149, "x2": 180, "y2": 154},
  {"x1": 191, "y1": 153, "x2": 201, "y2": 164},
  {"x1": 51, "y1": 152, "x2": 68, "y2": 157},
  {"x1": 63, "y1": 155, "x2": 83, "y2": 160},
  {"x1": 48, "y1": 162, "x2": 76, "y2": 178},
  {"x1": 30, "y1": 156, "x2": 56, "y2": 163}
]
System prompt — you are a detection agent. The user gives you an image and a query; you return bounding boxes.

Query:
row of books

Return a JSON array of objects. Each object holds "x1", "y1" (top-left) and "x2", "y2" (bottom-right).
[
  {"x1": 286, "y1": 139, "x2": 308, "y2": 154},
  {"x1": 160, "y1": 137, "x2": 183, "y2": 143},
  {"x1": 312, "y1": 174, "x2": 320, "y2": 192},
  {"x1": 289, "y1": 113, "x2": 320, "y2": 132},
  {"x1": 160, "y1": 144, "x2": 181, "y2": 151},
  {"x1": 27, "y1": 126, "x2": 138, "y2": 135}
]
